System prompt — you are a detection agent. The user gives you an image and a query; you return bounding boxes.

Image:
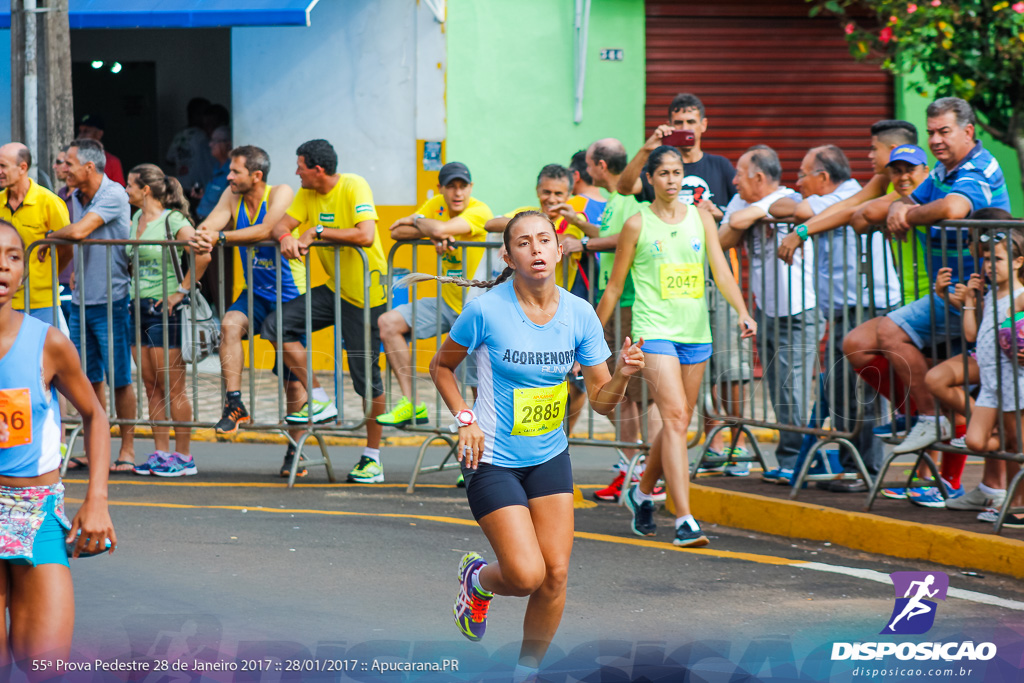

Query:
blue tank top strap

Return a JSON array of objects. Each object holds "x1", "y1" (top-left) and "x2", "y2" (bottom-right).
[{"x1": 0, "y1": 314, "x2": 61, "y2": 478}]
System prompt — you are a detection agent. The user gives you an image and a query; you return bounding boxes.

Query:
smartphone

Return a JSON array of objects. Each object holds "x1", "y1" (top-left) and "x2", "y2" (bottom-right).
[
  {"x1": 662, "y1": 129, "x2": 695, "y2": 147},
  {"x1": 66, "y1": 530, "x2": 112, "y2": 558}
]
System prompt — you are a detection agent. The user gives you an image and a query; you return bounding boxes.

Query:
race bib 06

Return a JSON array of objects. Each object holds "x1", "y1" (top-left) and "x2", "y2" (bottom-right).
[
  {"x1": 660, "y1": 263, "x2": 704, "y2": 299},
  {"x1": 511, "y1": 382, "x2": 568, "y2": 437},
  {"x1": 0, "y1": 388, "x2": 32, "y2": 448}
]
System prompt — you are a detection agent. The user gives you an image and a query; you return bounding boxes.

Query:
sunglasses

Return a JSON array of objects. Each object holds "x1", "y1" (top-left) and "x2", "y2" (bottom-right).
[{"x1": 967, "y1": 231, "x2": 1007, "y2": 245}]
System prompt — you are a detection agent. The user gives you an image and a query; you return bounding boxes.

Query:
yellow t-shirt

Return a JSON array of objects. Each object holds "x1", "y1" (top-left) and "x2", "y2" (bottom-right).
[
  {"x1": 416, "y1": 194, "x2": 492, "y2": 312},
  {"x1": 285, "y1": 174, "x2": 387, "y2": 308},
  {"x1": 0, "y1": 180, "x2": 70, "y2": 310},
  {"x1": 504, "y1": 196, "x2": 586, "y2": 291}
]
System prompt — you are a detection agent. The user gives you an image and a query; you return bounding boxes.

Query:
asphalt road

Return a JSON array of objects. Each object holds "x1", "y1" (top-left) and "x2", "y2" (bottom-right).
[{"x1": 40, "y1": 441, "x2": 1024, "y2": 683}]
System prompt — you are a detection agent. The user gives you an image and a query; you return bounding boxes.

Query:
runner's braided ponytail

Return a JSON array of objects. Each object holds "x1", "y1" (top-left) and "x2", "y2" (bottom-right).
[{"x1": 395, "y1": 210, "x2": 552, "y2": 291}]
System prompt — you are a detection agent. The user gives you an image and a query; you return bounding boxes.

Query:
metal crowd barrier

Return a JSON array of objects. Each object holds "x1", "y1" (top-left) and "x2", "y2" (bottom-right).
[
  {"x1": 693, "y1": 217, "x2": 900, "y2": 499},
  {"x1": 25, "y1": 236, "x2": 376, "y2": 488},
  {"x1": 387, "y1": 238, "x2": 660, "y2": 493}
]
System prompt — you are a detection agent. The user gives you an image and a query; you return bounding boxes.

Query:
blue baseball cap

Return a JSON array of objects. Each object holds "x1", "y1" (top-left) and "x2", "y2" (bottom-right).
[{"x1": 887, "y1": 144, "x2": 927, "y2": 167}]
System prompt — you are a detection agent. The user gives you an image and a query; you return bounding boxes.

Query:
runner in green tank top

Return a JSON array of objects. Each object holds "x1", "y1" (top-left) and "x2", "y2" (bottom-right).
[{"x1": 595, "y1": 146, "x2": 756, "y2": 547}]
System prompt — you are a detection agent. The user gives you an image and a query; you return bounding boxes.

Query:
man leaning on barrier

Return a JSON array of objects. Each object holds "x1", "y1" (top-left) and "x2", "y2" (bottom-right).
[
  {"x1": 719, "y1": 145, "x2": 816, "y2": 485},
  {"x1": 47, "y1": 138, "x2": 138, "y2": 470},
  {"x1": 0, "y1": 142, "x2": 72, "y2": 333},
  {"x1": 265, "y1": 139, "x2": 389, "y2": 483},
  {"x1": 191, "y1": 145, "x2": 328, "y2": 476},
  {"x1": 843, "y1": 97, "x2": 1011, "y2": 459},
  {"x1": 379, "y1": 161, "x2": 494, "y2": 430},
  {"x1": 771, "y1": 145, "x2": 901, "y2": 491}
]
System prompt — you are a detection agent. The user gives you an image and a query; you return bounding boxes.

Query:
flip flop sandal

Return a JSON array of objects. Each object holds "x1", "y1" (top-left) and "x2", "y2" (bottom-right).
[
  {"x1": 66, "y1": 456, "x2": 89, "y2": 471},
  {"x1": 109, "y1": 459, "x2": 136, "y2": 473}
]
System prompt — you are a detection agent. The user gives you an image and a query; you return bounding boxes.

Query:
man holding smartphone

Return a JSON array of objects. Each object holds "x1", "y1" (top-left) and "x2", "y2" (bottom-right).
[
  {"x1": 617, "y1": 93, "x2": 736, "y2": 218},
  {"x1": 618, "y1": 93, "x2": 750, "y2": 474}
]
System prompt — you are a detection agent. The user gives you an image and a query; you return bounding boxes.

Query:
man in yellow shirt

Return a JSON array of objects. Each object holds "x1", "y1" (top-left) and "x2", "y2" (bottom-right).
[
  {"x1": 0, "y1": 142, "x2": 71, "y2": 330},
  {"x1": 484, "y1": 163, "x2": 590, "y2": 296},
  {"x1": 378, "y1": 162, "x2": 493, "y2": 426},
  {"x1": 266, "y1": 139, "x2": 389, "y2": 483}
]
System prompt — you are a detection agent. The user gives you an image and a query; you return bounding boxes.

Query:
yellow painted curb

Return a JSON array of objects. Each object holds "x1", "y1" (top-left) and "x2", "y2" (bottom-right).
[
  {"x1": 110, "y1": 426, "x2": 781, "y2": 448},
  {"x1": 689, "y1": 484, "x2": 1024, "y2": 580},
  {"x1": 573, "y1": 485, "x2": 597, "y2": 509}
]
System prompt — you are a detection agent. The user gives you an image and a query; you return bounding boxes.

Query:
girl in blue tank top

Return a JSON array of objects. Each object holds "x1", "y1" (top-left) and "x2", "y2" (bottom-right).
[
  {"x1": 0, "y1": 220, "x2": 115, "y2": 677},
  {"x1": 415, "y1": 211, "x2": 644, "y2": 682}
]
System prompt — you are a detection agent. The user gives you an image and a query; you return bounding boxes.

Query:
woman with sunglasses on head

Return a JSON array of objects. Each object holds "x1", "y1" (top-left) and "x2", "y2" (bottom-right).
[
  {"x1": 422, "y1": 210, "x2": 643, "y2": 683},
  {"x1": 0, "y1": 220, "x2": 116, "y2": 681},
  {"x1": 596, "y1": 145, "x2": 756, "y2": 547}
]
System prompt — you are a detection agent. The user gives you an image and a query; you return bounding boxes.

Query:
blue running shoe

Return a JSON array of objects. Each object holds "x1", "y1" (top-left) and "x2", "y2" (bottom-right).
[
  {"x1": 134, "y1": 451, "x2": 169, "y2": 476},
  {"x1": 454, "y1": 552, "x2": 492, "y2": 642},
  {"x1": 152, "y1": 452, "x2": 198, "y2": 477},
  {"x1": 625, "y1": 484, "x2": 657, "y2": 536},
  {"x1": 761, "y1": 467, "x2": 785, "y2": 483},
  {"x1": 773, "y1": 468, "x2": 796, "y2": 486},
  {"x1": 909, "y1": 479, "x2": 963, "y2": 509},
  {"x1": 673, "y1": 521, "x2": 709, "y2": 548}
]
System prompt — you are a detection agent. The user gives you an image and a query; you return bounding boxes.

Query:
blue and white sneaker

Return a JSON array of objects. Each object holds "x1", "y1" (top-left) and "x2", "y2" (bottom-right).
[
  {"x1": 134, "y1": 451, "x2": 169, "y2": 476},
  {"x1": 724, "y1": 447, "x2": 751, "y2": 477},
  {"x1": 454, "y1": 552, "x2": 491, "y2": 641},
  {"x1": 625, "y1": 484, "x2": 657, "y2": 537},
  {"x1": 881, "y1": 477, "x2": 928, "y2": 500},
  {"x1": 762, "y1": 467, "x2": 786, "y2": 483},
  {"x1": 909, "y1": 479, "x2": 963, "y2": 508},
  {"x1": 151, "y1": 452, "x2": 198, "y2": 477},
  {"x1": 774, "y1": 468, "x2": 796, "y2": 486}
]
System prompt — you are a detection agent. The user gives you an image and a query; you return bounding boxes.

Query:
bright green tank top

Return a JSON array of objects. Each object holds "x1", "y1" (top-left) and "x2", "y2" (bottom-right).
[
  {"x1": 597, "y1": 192, "x2": 639, "y2": 307},
  {"x1": 630, "y1": 204, "x2": 712, "y2": 344}
]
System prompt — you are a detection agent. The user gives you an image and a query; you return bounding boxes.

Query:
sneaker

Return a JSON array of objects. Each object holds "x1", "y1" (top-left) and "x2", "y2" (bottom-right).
[
  {"x1": 762, "y1": 467, "x2": 787, "y2": 483},
  {"x1": 215, "y1": 400, "x2": 250, "y2": 434},
  {"x1": 285, "y1": 399, "x2": 339, "y2": 425},
  {"x1": 946, "y1": 485, "x2": 1006, "y2": 511},
  {"x1": 873, "y1": 414, "x2": 909, "y2": 437},
  {"x1": 773, "y1": 468, "x2": 796, "y2": 486},
  {"x1": 376, "y1": 397, "x2": 429, "y2": 427},
  {"x1": 893, "y1": 416, "x2": 952, "y2": 454},
  {"x1": 151, "y1": 452, "x2": 197, "y2": 477},
  {"x1": 456, "y1": 473, "x2": 466, "y2": 488},
  {"x1": 908, "y1": 479, "x2": 964, "y2": 508},
  {"x1": 593, "y1": 471, "x2": 626, "y2": 502},
  {"x1": 673, "y1": 521, "x2": 709, "y2": 548},
  {"x1": 977, "y1": 507, "x2": 1000, "y2": 523},
  {"x1": 650, "y1": 484, "x2": 667, "y2": 502},
  {"x1": 134, "y1": 451, "x2": 169, "y2": 476},
  {"x1": 625, "y1": 484, "x2": 657, "y2": 537},
  {"x1": 949, "y1": 436, "x2": 967, "y2": 449},
  {"x1": 696, "y1": 449, "x2": 726, "y2": 474},
  {"x1": 454, "y1": 552, "x2": 491, "y2": 642},
  {"x1": 280, "y1": 447, "x2": 308, "y2": 478},
  {"x1": 347, "y1": 456, "x2": 384, "y2": 483},
  {"x1": 724, "y1": 447, "x2": 751, "y2": 477}
]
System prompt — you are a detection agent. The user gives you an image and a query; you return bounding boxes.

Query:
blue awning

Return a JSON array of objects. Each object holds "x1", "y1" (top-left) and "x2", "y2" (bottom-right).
[{"x1": 0, "y1": 0, "x2": 319, "y2": 30}]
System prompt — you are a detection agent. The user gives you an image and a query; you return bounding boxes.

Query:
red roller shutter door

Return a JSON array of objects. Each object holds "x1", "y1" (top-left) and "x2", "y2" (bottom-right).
[{"x1": 645, "y1": 0, "x2": 893, "y2": 186}]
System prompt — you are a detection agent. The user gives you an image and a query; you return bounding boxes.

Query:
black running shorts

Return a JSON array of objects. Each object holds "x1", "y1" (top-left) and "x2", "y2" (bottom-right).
[{"x1": 461, "y1": 449, "x2": 573, "y2": 521}]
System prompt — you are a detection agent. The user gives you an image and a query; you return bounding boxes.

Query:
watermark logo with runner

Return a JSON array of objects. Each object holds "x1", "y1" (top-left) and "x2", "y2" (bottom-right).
[{"x1": 881, "y1": 571, "x2": 949, "y2": 635}]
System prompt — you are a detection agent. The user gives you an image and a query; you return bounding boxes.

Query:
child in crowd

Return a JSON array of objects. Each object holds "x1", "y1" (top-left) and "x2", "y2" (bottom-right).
[{"x1": 960, "y1": 228, "x2": 1024, "y2": 528}]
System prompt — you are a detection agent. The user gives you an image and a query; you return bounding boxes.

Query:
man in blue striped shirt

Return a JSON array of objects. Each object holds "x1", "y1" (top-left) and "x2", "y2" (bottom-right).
[{"x1": 867, "y1": 97, "x2": 1011, "y2": 454}]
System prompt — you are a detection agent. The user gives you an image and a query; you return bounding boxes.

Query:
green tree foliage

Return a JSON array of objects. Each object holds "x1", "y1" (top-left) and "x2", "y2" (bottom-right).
[{"x1": 809, "y1": 0, "x2": 1024, "y2": 182}]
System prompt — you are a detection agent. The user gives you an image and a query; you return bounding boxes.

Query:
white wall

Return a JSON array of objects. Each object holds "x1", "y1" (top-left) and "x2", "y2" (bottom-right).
[
  {"x1": 0, "y1": 29, "x2": 11, "y2": 142},
  {"x1": 231, "y1": 0, "x2": 419, "y2": 205}
]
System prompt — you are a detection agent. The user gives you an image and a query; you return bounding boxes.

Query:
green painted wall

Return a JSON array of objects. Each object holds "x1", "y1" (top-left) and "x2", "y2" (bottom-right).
[
  {"x1": 896, "y1": 76, "x2": 1023, "y2": 216},
  {"x1": 446, "y1": 0, "x2": 645, "y2": 214}
]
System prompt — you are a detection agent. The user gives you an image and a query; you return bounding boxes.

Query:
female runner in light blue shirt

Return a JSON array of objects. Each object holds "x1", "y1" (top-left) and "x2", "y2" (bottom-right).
[{"x1": 426, "y1": 210, "x2": 644, "y2": 682}]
